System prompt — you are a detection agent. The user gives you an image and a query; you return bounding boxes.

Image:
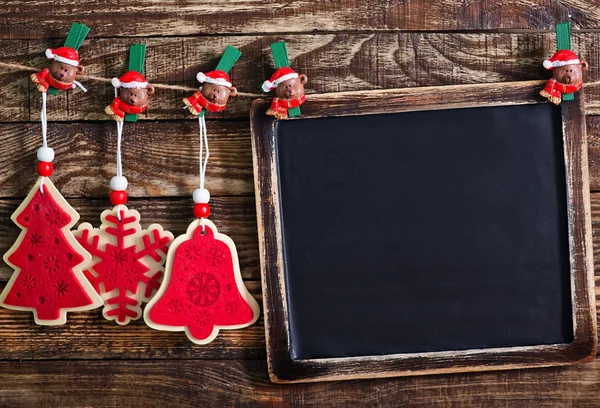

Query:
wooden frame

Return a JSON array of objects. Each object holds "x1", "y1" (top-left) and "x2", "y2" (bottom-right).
[{"x1": 250, "y1": 80, "x2": 597, "y2": 384}]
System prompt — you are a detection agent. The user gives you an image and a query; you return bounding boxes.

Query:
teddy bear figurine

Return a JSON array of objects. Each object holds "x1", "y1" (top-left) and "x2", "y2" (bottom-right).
[
  {"x1": 30, "y1": 47, "x2": 87, "y2": 93},
  {"x1": 183, "y1": 70, "x2": 238, "y2": 115},
  {"x1": 539, "y1": 49, "x2": 588, "y2": 105},
  {"x1": 105, "y1": 71, "x2": 155, "y2": 122},
  {"x1": 261, "y1": 67, "x2": 308, "y2": 120}
]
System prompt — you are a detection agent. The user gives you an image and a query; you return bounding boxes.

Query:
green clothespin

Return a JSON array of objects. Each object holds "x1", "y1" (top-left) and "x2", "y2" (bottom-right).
[
  {"x1": 269, "y1": 42, "x2": 301, "y2": 117},
  {"x1": 124, "y1": 44, "x2": 146, "y2": 122},
  {"x1": 556, "y1": 22, "x2": 574, "y2": 102},
  {"x1": 198, "y1": 45, "x2": 242, "y2": 118},
  {"x1": 48, "y1": 22, "x2": 90, "y2": 96}
]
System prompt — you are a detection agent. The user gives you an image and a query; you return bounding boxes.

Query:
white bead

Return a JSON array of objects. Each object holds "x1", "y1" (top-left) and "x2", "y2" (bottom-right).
[
  {"x1": 37, "y1": 147, "x2": 55, "y2": 162},
  {"x1": 193, "y1": 188, "x2": 210, "y2": 203},
  {"x1": 110, "y1": 176, "x2": 128, "y2": 191}
]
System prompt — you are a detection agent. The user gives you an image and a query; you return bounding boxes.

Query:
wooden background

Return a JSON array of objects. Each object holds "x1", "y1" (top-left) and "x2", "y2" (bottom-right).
[{"x1": 2, "y1": 1, "x2": 600, "y2": 406}]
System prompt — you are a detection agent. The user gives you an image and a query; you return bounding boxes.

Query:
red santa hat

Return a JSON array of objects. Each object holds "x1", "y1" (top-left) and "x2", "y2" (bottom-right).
[
  {"x1": 111, "y1": 71, "x2": 149, "y2": 89},
  {"x1": 196, "y1": 70, "x2": 232, "y2": 88},
  {"x1": 45, "y1": 47, "x2": 81, "y2": 67},
  {"x1": 543, "y1": 50, "x2": 582, "y2": 70},
  {"x1": 261, "y1": 67, "x2": 298, "y2": 92}
]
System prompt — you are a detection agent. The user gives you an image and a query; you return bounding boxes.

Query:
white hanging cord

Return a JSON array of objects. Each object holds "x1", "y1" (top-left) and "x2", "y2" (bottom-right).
[
  {"x1": 72, "y1": 81, "x2": 87, "y2": 93},
  {"x1": 116, "y1": 120, "x2": 124, "y2": 220},
  {"x1": 198, "y1": 114, "x2": 210, "y2": 232},
  {"x1": 116, "y1": 121, "x2": 124, "y2": 179},
  {"x1": 40, "y1": 92, "x2": 48, "y2": 195}
]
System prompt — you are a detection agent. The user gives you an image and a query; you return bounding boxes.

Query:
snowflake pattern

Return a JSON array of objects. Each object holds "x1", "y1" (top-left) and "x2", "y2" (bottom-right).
[
  {"x1": 224, "y1": 301, "x2": 239, "y2": 316},
  {"x1": 204, "y1": 246, "x2": 225, "y2": 267},
  {"x1": 75, "y1": 206, "x2": 173, "y2": 325},
  {"x1": 44, "y1": 208, "x2": 62, "y2": 226},
  {"x1": 54, "y1": 280, "x2": 69, "y2": 297},
  {"x1": 167, "y1": 299, "x2": 184, "y2": 314},
  {"x1": 28, "y1": 232, "x2": 42, "y2": 248},
  {"x1": 43, "y1": 255, "x2": 59, "y2": 274},
  {"x1": 183, "y1": 244, "x2": 200, "y2": 261},
  {"x1": 23, "y1": 275, "x2": 36, "y2": 289},
  {"x1": 186, "y1": 273, "x2": 220, "y2": 307},
  {"x1": 194, "y1": 308, "x2": 213, "y2": 327}
]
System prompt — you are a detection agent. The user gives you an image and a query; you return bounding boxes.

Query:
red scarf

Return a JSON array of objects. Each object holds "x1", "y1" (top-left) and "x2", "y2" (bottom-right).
[
  {"x1": 272, "y1": 94, "x2": 306, "y2": 110},
  {"x1": 195, "y1": 93, "x2": 227, "y2": 113},
  {"x1": 112, "y1": 97, "x2": 147, "y2": 114},
  {"x1": 41, "y1": 68, "x2": 76, "y2": 91},
  {"x1": 546, "y1": 78, "x2": 582, "y2": 94}
]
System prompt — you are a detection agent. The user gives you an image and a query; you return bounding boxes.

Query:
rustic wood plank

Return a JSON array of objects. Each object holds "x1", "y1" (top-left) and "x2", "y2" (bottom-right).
[
  {"x1": 0, "y1": 0, "x2": 586, "y2": 39},
  {"x1": 583, "y1": 115, "x2": 600, "y2": 191},
  {"x1": 0, "y1": 121, "x2": 254, "y2": 197},
  {"x1": 0, "y1": 282, "x2": 264, "y2": 360},
  {"x1": 2, "y1": 359, "x2": 600, "y2": 407},
  {"x1": 3, "y1": 33, "x2": 600, "y2": 122},
  {"x1": 0, "y1": 197, "x2": 260, "y2": 282}
]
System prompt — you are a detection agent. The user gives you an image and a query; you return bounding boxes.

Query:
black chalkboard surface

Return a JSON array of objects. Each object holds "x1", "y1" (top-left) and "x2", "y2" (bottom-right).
[
  {"x1": 278, "y1": 103, "x2": 573, "y2": 360},
  {"x1": 251, "y1": 81, "x2": 596, "y2": 383}
]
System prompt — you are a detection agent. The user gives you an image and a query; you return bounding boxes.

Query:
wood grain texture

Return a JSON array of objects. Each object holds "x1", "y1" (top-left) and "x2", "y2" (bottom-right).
[
  {"x1": 2, "y1": 33, "x2": 600, "y2": 122},
  {"x1": 0, "y1": 197, "x2": 260, "y2": 282},
  {"x1": 0, "y1": 121, "x2": 254, "y2": 197},
  {"x1": 2, "y1": 359, "x2": 600, "y2": 408},
  {"x1": 0, "y1": 282, "x2": 264, "y2": 360},
  {"x1": 0, "y1": 0, "x2": 589, "y2": 39}
]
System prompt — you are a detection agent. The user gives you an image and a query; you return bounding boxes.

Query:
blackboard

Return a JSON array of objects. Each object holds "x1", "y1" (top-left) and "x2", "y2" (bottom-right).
[{"x1": 251, "y1": 81, "x2": 596, "y2": 383}]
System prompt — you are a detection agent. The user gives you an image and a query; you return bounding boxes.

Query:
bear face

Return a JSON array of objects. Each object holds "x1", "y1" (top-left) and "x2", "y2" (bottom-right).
[
  {"x1": 119, "y1": 85, "x2": 155, "y2": 107},
  {"x1": 48, "y1": 60, "x2": 83, "y2": 84},
  {"x1": 200, "y1": 83, "x2": 238, "y2": 106},
  {"x1": 274, "y1": 74, "x2": 308, "y2": 100},
  {"x1": 552, "y1": 61, "x2": 588, "y2": 85}
]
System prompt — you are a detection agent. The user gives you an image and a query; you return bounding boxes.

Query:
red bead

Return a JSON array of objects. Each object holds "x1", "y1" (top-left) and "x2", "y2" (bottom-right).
[
  {"x1": 193, "y1": 203, "x2": 210, "y2": 219},
  {"x1": 36, "y1": 161, "x2": 53, "y2": 177},
  {"x1": 110, "y1": 190, "x2": 128, "y2": 206}
]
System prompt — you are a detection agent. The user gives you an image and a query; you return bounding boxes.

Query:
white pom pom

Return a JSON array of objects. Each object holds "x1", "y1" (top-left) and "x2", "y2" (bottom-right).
[
  {"x1": 111, "y1": 78, "x2": 121, "y2": 88},
  {"x1": 543, "y1": 60, "x2": 553, "y2": 69},
  {"x1": 110, "y1": 176, "x2": 128, "y2": 191},
  {"x1": 193, "y1": 188, "x2": 210, "y2": 204},
  {"x1": 37, "y1": 147, "x2": 55, "y2": 162},
  {"x1": 196, "y1": 72, "x2": 206, "y2": 83},
  {"x1": 45, "y1": 49, "x2": 54, "y2": 60},
  {"x1": 261, "y1": 81, "x2": 273, "y2": 93}
]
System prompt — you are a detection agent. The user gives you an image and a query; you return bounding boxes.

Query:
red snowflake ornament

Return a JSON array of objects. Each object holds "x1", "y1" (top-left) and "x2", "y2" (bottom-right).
[
  {"x1": 74, "y1": 206, "x2": 173, "y2": 325},
  {"x1": 0, "y1": 178, "x2": 103, "y2": 325},
  {"x1": 144, "y1": 219, "x2": 260, "y2": 344}
]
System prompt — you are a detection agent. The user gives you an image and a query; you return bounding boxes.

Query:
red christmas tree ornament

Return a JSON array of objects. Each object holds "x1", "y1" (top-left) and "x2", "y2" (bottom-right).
[
  {"x1": 74, "y1": 207, "x2": 173, "y2": 325},
  {"x1": 0, "y1": 178, "x2": 103, "y2": 325},
  {"x1": 144, "y1": 219, "x2": 259, "y2": 344}
]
